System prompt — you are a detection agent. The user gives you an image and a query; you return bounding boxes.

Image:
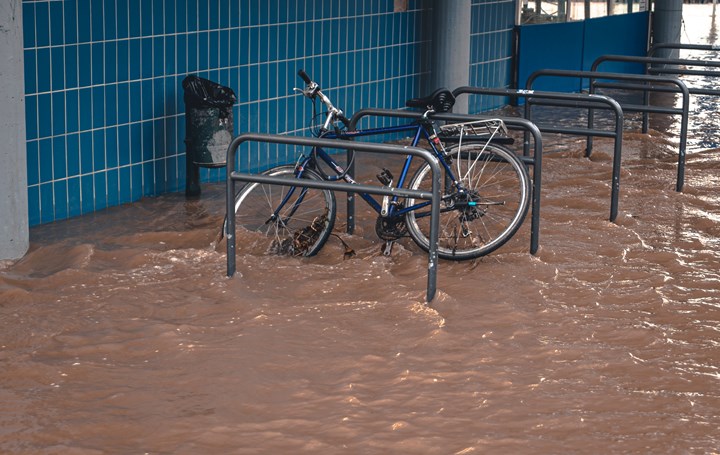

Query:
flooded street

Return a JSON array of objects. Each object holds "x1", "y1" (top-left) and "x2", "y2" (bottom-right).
[{"x1": 3, "y1": 5, "x2": 720, "y2": 454}]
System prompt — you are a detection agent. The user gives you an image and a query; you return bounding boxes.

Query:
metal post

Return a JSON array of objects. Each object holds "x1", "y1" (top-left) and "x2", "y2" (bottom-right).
[{"x1": 430, "y1": 0, "x2": 471, "y2": 113}]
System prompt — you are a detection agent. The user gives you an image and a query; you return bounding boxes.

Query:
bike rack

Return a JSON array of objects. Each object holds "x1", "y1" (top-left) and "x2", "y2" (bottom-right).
[
  {"x1": 225, "y1": 133, "x2": 443, "y2": 302},
  {"x1": 526, "y1": 69, "x2": 690, "y2": 191},
  {"x1": 592, "y1": 52, "x2": 720, "y2": 139},
  {"x1": 452, "y1": 87, "x2": 624, "y2": 222},
  {"x1": 347, "y1": 109, "x2": 544, "y2": 255}
]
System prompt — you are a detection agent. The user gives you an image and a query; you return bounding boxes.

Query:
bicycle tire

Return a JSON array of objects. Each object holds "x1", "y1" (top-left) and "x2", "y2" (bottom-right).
[
  {"x1": 405, "y1": 142, "x2": 531, "y2": 260},
  {"x1": 226, "y1": 165, "x2": 336, "y2": 257}
]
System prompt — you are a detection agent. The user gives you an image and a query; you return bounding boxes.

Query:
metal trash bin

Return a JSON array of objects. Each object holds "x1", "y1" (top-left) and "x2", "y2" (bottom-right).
[{"x1": 182, "y1": 75, "x2": 237, "y2": 167}]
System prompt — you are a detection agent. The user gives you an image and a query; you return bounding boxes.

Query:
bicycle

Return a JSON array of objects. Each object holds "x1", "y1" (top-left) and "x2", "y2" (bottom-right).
[{"x1": 226, "y1": 70, "x2": 532, "y2": 260}]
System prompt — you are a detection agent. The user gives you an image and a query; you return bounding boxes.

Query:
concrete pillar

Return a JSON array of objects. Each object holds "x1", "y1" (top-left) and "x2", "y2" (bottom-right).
[
  {"x1": 0, "y1": 0, "x2": 29, "y2": 260},
  {"x1": 653, "y1": 0, "x2": 683, "y2": 60},
  {"x1": 429, "y1": 0, "x2": 472, "y2": 114}
]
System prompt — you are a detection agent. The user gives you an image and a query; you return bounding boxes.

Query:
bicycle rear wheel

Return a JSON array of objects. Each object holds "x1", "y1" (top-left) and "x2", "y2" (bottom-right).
[
  {"x1": 406, "y1": 142, "x2": 531, "y2": 260},
  {"x1": 226, "y1": 165, "x2": 336, "y2": 256}
]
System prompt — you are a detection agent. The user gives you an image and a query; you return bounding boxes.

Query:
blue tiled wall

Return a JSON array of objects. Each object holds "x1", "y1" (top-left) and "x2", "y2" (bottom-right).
[
  {"x1": 22, "y1": 0, "x2": 513, "y2": 226},
  {"x1": 469, "y1": 0, "x2": 516, "y2": 112}
]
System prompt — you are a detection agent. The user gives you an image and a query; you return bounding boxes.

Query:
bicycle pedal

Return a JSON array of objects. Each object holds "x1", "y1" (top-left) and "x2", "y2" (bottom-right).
[
  {"x1": 376, "y1": 168, "x2": 394, "y2": 186},
  {"x1": 381, "y1": 241, "x2": 394, "y2": 256}
]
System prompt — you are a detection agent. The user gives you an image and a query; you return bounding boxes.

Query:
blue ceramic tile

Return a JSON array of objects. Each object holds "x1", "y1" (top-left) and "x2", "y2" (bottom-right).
[
  {"x1": 153, "y1": 0, "x2": 164, "y2": 35},
  {"x1": 94, "y1": 172, "x2": 107, "y2": 210},
  {"x1": 117, "y1": 0, "x2": 129, "y2": 39},
  {"x1": 164, "y1": 117, "x2": 177, "y2": 156},
  {"x1": 153, "y1": 118, "x2": 165, "y2": 158},
  {"x1": 130, "y1": 122, "x2": 142, "y2": 163},
  {"x1": 163, "y1": 76, "x2": 176, "y2": 116},
  {"x1": 165, "y1": 0, "x2": 176, "y2": 34},
  {"x1": 186, "y1": 33, "x2": 197, "y2": 72},
  {"x1": 66, "y1": 133, "x2": 80, "y2": 177},
  {"x1": 81, "y1": 174, "x2": 94, "y2": 214},
  {"x1": 186, "y1": 0, "x2": 198, "y2": 31},
  {"x1": 176, "y1": 0, "x2": 188, "y2": 32},
  {"x1": 117, "y1": 83, "x2": 130, "y2": 124},
  {"x1": 129, "y1": 0, "x2": 142, "y2": 37},
  {"x1": 38, "y1": 93, "x2": 52, "y2": 138},
  {"x1": 77, "y1": 44, "x2": 91, "y2": 86},
  {"x1": 140, "y1": 0, "x2": 152, "y2": 36},
  {"x1": 128, "y1": 163, "x2": 141, "y2": 198},
  {"x1": 63, "y1": 45, "x2": 77, "y2": 88},
  {"x1": 198, "y1": 32, "x2": 209, "y2": 70},
  {"x1": 26, "y1": 140, "x2": 39, "y2": 186},
  {"x1": 24, "y1": 50, "x2": 36, "y2": 94},
  {"x1": 176, "y1": 34, "x2": 187, "y2": 74},
  {"x1": 107, "y1": 169, "x2": 119, "y2": 207},
  {"x1": 118, "y1": 124, "x2": 130, "y2": 166},
  {"x1": 91, "y1": 43, "x2": 104, "y2": 85},
  {"x1": 77, "y1": 0, "x2": 92, "y2": 43},
  {"x1": 142, "y1": 120, "x2": 154, "y2": 161},
  {"x1": 40, "y1": 182, "x2": 54, "y2": 224},
  {"x1": 116, "y1": 40, "x2": 128, "y2": 82},
  {"x1": 53, "y1": 136, "x2": 66, "y2": 179},
  {"x1": 92, "y1": 86, "x2": 105, "y2": 129},
  {"x1": 52, "y1": 91, "x2": 65, "y2": 136},
  {"x1": 39, "y1": 139, "x2": 53, "y2": 182},
  {"x1": 28, "y1": 185, "x2": 40, "y2": 226},
  {"x1": 141, "y1": 37, "x2": 153, "y2": 78},
  {"x1": 104, "y1": 0, "x2": 117, "y2": 40},
  {"x1": 93, "y1": 129, "x2": 106, "y2": 171},
  {"x1": 105, "y1": 85, "x2": 117, "y2": 126},
  {"x1": 129, "y1": 81, "x2": 142, "y2": 122},
  {"x1": 177, "y1": 154, "x2": 186, "y2": 187},
  {"x1": 80, "y1": 131, "x2": 93, "y2": 174},
  {"x1": 35, "y1": 2, "x2": 50, "y2": 48},
  {"x1": 119, "y1": 166, "x2": 132, "y2": 203},
  {"x1": 142, "y1": 161, "x2": 155, "y2": 195},
  {"x1": 198, "y1": 0, "x2": 209, "y2": 30},
  {"x1": 78, "y1": 88, "x2": 92, "y2": 131},
  {"x1": 91, "y1": 1, "x2": 104, "y2": 41},
  {"x1": 53, "y1": 180, "x2": 68, "y2": 221},
  {"x1": 25, "y1": 95, "x2": 38, "y2": 140},
  {"x1": 22, "y1": 2, "x2": 35, "y2": 49},
  {"x1": 154, "y1": 159, "x2": 165, "y2": 193},
  {"x1": 50, "y1": 1, "x2": 64, "y2": 46},
  {"x1": 209, "y1": 31, "x2": 219, "y2": 68},
  {"x1": 165, "y1": 156, "x2": 178, "y2": 192},
  {"x1": 129, "y1": 39, "x2": 141, "y2": 80},
  {"x1": 105, "y1": 41, "x2": 117, "y2": 84},
  {"x1": 164, "y1": 36, "x2": 176, "y2": 76},
  {"x1": 141, "y1": 79, "x2": 153, "y2": 120},
  {"x1": 105, "y1": 127, "x2": 118, "y2": 168},
  {"x1": 36, "y1": 48, "x2": 50, "y2": 93},
  {"x1": 153, "y1": 37, "x2": 164, "y2": 77},
  {"x1": 68, "y1": 177, "x2": 82, "y2": 218}
]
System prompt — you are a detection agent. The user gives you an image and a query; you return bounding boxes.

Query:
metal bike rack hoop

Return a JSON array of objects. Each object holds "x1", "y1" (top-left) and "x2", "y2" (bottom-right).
[
  {"x1": 527, "y1": 69, "x2": 690, "y2": 192},
  {"x1": 452, "y1": 86, "x2": 624, "y2": 222},
  {"x1": 225, "y1": 133, "x2": 442, "y2": 303}
]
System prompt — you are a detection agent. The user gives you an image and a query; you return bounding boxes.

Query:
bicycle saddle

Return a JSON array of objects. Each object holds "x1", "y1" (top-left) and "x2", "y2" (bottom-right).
[{"x1": 405, "y1": 88, "x2": 456, "y2": 113}]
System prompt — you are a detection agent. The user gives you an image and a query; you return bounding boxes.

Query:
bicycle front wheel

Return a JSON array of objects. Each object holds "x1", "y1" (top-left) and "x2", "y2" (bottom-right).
[
  {"x1": 406, "y1": 142, "x2": 531, "y2": 260},
  {"x1": 227, "y1": 165, "x2": 336, "y2": 257}
]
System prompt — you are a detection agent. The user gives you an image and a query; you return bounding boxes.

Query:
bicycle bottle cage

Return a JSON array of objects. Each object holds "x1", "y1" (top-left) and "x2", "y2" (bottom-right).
[{"x1": 405, "y1": 88, "x2": 456, "y2": 113}]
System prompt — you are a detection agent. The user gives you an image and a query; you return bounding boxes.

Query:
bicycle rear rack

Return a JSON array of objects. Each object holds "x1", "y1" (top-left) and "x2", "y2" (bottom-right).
[{"x1": 225, "y1": 133, "x2": 443, "y2": 303}]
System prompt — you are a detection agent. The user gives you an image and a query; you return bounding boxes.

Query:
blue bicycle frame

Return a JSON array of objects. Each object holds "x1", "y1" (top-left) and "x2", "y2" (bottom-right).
[{"x1": 293, "y1": 121, "x2": 463, "y2": 220}]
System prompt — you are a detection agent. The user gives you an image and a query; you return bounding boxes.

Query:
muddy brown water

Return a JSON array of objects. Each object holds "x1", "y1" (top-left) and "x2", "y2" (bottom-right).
[{"x1": 3, "y1": 6, "x2": 720, "y2": 453}]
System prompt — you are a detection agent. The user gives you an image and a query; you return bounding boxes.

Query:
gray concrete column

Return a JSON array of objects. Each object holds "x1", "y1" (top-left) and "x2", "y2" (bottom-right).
[
  {"x1": 429, "y1": 0, "x2": 472, "y2": 114},
  {"x1": 653, "y1": 0, "x2": 683, "y2": 60},
  {"x1": 0, "y1": 0, "x2": 29, "y2": 260}
]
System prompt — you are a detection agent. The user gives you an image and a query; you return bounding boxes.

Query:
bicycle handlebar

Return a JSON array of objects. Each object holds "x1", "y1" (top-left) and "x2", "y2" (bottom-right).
[{"x1": 296, "y1": 69, "x2": 348, "y2": 131}]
